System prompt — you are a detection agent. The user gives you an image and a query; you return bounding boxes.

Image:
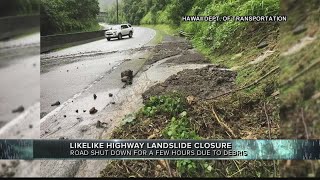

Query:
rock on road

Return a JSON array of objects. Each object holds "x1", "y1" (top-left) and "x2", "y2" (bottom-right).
[
  {"x1": 40, "y1": 27, "x2": 156, "y2": 117},
  {"x1": 0, "y1": 32, "x2": 41, "y2": 177},
  {"x1": 40, "y1": 26, "x2": 156, "y2": 177}
]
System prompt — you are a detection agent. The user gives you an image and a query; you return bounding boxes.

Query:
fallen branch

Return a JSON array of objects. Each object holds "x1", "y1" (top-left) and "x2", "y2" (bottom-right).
[
  {"x1": 280, "y1": 58, "x2": 320, "y2": 87},
  {"x1": 301, "y1": 108, "x2": 309, "y2": 139},
  {"x1": 211, "y1": 107, "x2": 237, "y2": 138},
  {"x1": 165, "y1": 160, "x2": 173, "y2": 177},
  {"x1": 179, "y1": 30, "x2": 194, "y2": 37},
  {"x1": 208, "y1": 66, "x2": 280, "y2": 100},
  {"x1": 123, "y1": 161, "x2": 143, "y2": 177},
  {"x1": 263, "y1": 102, "x2": 277, "y2": 177},
  {"x1": 263, "y1": 102, "x2": 272, "y2": 139}
]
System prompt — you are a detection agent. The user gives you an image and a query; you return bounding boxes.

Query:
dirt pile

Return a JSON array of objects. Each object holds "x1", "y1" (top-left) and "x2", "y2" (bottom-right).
[
  {"x1": 146, "y1": 41, "x2": 193, "y2": 65},
  {"x1": 142, "y1": 65, "x2": 236, "y2": 101},
  {"x1": 101, "y1": 92, "x2": 278, "y2": 177},
  {"x1": 164, "y1": 50, "x2": 210, "y2": 64}
]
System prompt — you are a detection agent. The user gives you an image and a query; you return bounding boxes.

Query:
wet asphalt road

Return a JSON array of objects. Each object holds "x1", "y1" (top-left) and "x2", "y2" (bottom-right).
[
  {"x1": 41, "y1": 27, "x2": 155, "y2": 58},
  {"x1": 0, "y1": 33, "x2": 40, "y2": 128},
  {"x1": 40, "y1": 27, "x2": 156, "y2": 117}
]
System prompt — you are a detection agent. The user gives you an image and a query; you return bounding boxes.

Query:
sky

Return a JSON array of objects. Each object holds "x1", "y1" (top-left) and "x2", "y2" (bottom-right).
[{"x1": 98, "y1": 0, "x2": 119, "y2": 12}]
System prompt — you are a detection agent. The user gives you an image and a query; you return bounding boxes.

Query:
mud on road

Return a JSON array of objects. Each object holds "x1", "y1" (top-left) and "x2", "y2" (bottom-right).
[
  {"x1": 101, "y1": 36, "x2": 280, "y2": 177},
  {"x1": 142, "y1": 40, "x2": 236, "y2": 101},
  {"x1": 143, "y1": 65, "x2": 236, "y2": 101}
]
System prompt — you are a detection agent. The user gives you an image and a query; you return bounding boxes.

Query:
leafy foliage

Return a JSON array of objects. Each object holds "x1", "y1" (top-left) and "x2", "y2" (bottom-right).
[
  {"x1": 142, "y1": 94, "x2": 186, "y2": 117},
  {"x1": 0, "y1": 0, "x2": 40, "y2": 17},
  {"x1": 41, "y1": 0, "x2": 100, "y2": 35},
  {"x1": 105, "y1": 0, "x2": 279, "y2": 51}
]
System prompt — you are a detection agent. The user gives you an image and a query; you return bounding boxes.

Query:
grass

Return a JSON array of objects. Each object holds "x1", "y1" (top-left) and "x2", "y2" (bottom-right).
[
  {"x1": 141, "y1": 24, "x2": 178, "y2": 44},
  {"x1": 100, "y1": 0, "x2": 320, "y2": 178},
  {"x1": 277, "y1": 1, "x2": 320, "y2": 177},
  {"x1": 131, "y1": 4, "x2": 281, "y2": 177},
  {"x1": 101, "y1": 87, "x2": 280, "y2": 177}
]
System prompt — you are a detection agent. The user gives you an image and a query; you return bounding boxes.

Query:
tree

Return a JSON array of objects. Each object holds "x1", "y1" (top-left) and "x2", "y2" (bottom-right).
[
  {"x1": 41, "y1": 0, "x2": 100, "y2": 35},
  {"x1": 0, "y1": 0, "x2": 39, "y2": 17}
]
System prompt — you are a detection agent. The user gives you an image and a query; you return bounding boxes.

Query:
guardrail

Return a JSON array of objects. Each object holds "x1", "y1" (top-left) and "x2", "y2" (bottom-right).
[
  {"x1": 0, "y1": 15, "x2": 39, "y2": 40},
  {"x1": 41, "y1": 30, "x2": 106, "y2": 53}
]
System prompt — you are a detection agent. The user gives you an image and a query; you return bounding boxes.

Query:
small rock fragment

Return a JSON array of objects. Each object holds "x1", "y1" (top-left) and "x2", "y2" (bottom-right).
[
  {"x1": 67, "y1": 70, "x2": 69, "y2": 72},
  {"x1": 216, "y1": 77, "x2": 224, "y2": 84},
  {"x1": 148, "y1": 134, "x2": 156, "y2": 139},
  {"x1": 83, "y1": 110, "x2": 86, "y2": 113},
  {"x1": 29, "y1": 124, "x2": 33, "y2": 129},
  {"x1": 293, "y1": 24, "x2": 307, "y2": 35},
  {"x1": 80, "y1": 125, "x2": 89, "y2": 132},
  {"x1": 7, "y1": 171, "x2": 15, "y2": 177},
  {"x1": 93, "y1": 94, "x2": 97, "y2": 100},
  {"x1": 312, "y1": 92, "x2": 320, "y2": 100},
  {"x1": 111, "y1": 101, "x2": 116, "y2": 105},
  {"x1": 75, "y1": 110, "x2": 78, "y2": 113},
  {"x1": 89, "y1": 107, "x2": 98, "y2": 114},
  {"x1": 96, "y1": 120, "x2": 102, "y2": 128},
  {"x1": 257, "y1": 41, "x2": 268, "y2": 49},
  {"x1": 51, "y1": 101, "x2": 60, "y2": 106},
  {"x1": 12, "y1": 105, "x2": 24, "y2": 113},
  {"x1": 109, "y1": 93, "x2": 113, "y2": 97},
  {"x1": 186, "y1": 96, "x2": 195, "y2": 105},
  {"x1": 63, "y1": 115, "x2": 66, "y2": 118}
]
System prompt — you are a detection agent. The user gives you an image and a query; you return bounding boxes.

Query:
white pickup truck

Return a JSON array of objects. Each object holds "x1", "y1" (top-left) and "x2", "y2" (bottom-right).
[{"x1": 105, "y1": 24, "x2": 133, "y2": 41}]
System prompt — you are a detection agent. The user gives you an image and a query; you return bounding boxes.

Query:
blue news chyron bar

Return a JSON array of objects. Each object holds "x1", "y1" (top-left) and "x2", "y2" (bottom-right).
[{"x1": 0, "y1": 139, "x2": 319, "y2": 160}]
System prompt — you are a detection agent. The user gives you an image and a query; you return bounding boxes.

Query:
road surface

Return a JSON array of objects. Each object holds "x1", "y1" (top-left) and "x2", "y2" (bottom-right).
[
  {"x1": 41, "y1": 27, "x2": 155, "y2": 117},
  {"x1": 41, "y1": 27, "x2": 155, "y2": 116},
  {"x1": 40, "y1": 27, "x2": 218, "y2": 177},
  {"x1": 0, "y1": 32, "x2": 40, "y2": 128},
  {"x1": 0, "y1": 32, "x2": 41, "y2": 177}
]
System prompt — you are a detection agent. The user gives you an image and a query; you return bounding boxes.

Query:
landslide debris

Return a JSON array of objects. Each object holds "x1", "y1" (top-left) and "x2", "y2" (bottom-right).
[
  {"x1": 146, "y1": 41, "x2": 193, "y2": 65},
  {"x1": 164, "y1": 50, "x2": 210, "y2": 64},
  {"x1": 143, "y1": 65, "x2": 236, "y2": 101}
]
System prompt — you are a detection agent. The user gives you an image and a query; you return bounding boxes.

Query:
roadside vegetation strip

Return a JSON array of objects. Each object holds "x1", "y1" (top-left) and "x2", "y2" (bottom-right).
[
  {"x1": 278, "y1": 1, "x2": 320, "y2": 177},
  {"x1": 100, "y1": 88, "x2": 279, "y2": 177},
  {"x1": 100, "y1": 39, "x2": 279, "y2": 177},
  {"x1": 100, "y1": 0, "x2": 283, "y2": 178},
  {"x1": 40, "y1": 0, "x2": 100, "y2": 36}
]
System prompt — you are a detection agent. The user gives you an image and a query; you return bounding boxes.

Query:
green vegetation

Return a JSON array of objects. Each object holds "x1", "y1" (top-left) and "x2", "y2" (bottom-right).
[
  {"x1": 101, "y1": 0, "x2": 282, "y2": 178},
  {"x1": 277, "y1": 0, "x2": 320, "y2": 177},
  {"x1": 102, "y1": 90, "x2": 278, "y2": 177},
  {"x1": 102, "y1": 0, "x2": 320, "y2": 178},
  {"x1": 106, "y1": 0, "x2": 279, "y2": 52},
  {"x1": 41, "y1": 0, "x2": 100, "y2": 36},
  {"x1": 142, "y1": 24, "x2": 177, "y2": 44},
  {"x1": 0, "y1": 0, "x2": 40, "y2": 17},
  {"x1": 142, "y1": 95, "x2": 185, "y2": 117}
]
